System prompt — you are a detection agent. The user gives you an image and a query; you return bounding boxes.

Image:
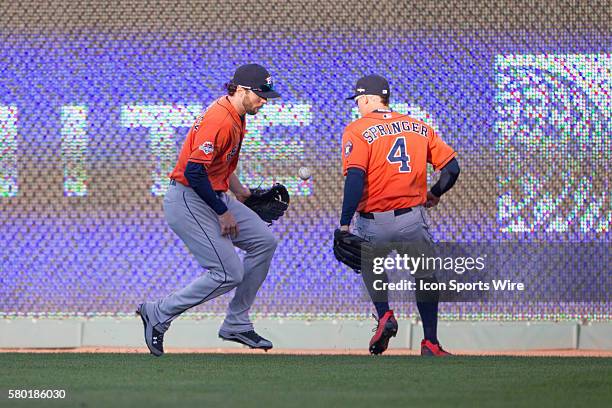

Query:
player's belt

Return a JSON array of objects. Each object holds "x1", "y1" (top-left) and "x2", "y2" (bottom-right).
[{"x1": 359, "y1": 207, "x2": 412, "y2": 219}]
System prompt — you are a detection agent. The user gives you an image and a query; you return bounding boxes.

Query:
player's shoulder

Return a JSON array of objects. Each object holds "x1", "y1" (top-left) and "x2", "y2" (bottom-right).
[
  {"x1": 200, "y1": 97, "x2": 236, "y2": 129},
  {"x1": 391, "y1": 111, "x2": 431, "y2": 126},
  {"x1": 392, "y1": 112, "x2": 437, "y2": 137},
  {"x1": 343, "y1": 116, "x2": 370, "y2": 137}
]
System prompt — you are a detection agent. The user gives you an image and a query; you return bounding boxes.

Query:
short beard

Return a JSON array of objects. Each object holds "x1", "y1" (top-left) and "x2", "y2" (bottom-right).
[
  {"x1": 245, "y1": 106, "x2": 259, "y2": 115},
  {"x1": 242, "y1": 94, "x2": 261, "y2": 115}
]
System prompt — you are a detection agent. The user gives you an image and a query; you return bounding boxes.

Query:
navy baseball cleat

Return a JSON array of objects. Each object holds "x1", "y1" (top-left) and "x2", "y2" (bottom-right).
[
  {"x1": 219, "y1": 329, "x2": 273, "y2": 351},
  {"x1": 421, "y1": 339, "x2": 452, "y2": 356},
  {"x1": 369, "y1": 310, "x2": 398, "y2": 355},
  {"x1": 136, "y1": 303, "x2": 164, "y2": 357}
]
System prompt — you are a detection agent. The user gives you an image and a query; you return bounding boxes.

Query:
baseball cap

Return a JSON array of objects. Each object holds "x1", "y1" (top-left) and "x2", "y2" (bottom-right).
[
  {"x1": 346, "y1": 74, "x2": 390, "y2": 100},
  {"x1": 231, "y1": 63, "x2": 280, "y2": 99}
]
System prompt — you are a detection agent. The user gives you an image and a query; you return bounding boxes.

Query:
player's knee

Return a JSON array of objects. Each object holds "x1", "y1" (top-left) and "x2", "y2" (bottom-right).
[
  {"x1": 227, "y1": 271, "x2": 244, "y2": 286},
  {"x1": 253, "y1": 231, "x2": 277, "y2": 254},
  {"x1": 227, "y1": 268, "x2": 245, "y2": 286},
  {"x1": 263, "y1": 233, "x2": 278, "y2": 252},
  {"x1": 220, "y1": 257, "x2": 245, "y2": 286}
]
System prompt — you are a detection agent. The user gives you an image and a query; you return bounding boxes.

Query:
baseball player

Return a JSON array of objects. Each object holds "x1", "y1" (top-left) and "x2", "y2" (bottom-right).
[
  {"x1": 336, "y1": 74, "x2": 460, "y2": 356},
  {"x1": 137, "y1": 64, "x2": 281, "y2": 356}
]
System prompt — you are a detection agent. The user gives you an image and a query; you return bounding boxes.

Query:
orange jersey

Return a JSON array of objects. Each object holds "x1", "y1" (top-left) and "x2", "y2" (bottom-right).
[
  {"x1": 170, "y1": 97, "x2": 245, "y2": 191},
  {"x1": 342, "y1": 110, "x2": 456, "y2": 212}
]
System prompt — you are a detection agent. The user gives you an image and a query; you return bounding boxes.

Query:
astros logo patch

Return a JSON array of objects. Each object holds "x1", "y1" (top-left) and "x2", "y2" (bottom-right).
[
  {"x1": 199, "y1": 141, "x2": 214, "y2": 154},
  {"x1": 344, "y1": 140, "x2": 353, "y2": 157}
]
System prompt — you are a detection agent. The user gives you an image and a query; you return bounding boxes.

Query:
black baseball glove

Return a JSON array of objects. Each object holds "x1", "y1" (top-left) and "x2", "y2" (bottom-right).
[
  {"x1": 244, "y1": 183, "x2": 290, "y2": 224},
  {"x1": 333, "y1": 229, "x2": 372, "y2": 273}
]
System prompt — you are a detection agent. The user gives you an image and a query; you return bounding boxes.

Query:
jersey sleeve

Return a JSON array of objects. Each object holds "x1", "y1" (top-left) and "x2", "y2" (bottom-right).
[
  {"x1": 342, "y1": 129, "x2": 369, "y2": 176},
  {"x1": 427, "y1": 129, "x2": 457, "y2": 170},
  {"x1": 188, "y1": 120, "x2": 224, "y2": 165}
]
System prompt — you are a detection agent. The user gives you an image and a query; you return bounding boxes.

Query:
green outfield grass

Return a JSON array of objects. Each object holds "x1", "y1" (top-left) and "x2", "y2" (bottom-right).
[{"x1": 1, "y1": 353, "x2": 611, "y2": 408}]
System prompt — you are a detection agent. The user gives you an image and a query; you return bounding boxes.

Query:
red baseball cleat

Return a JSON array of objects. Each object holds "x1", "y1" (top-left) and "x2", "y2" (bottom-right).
[
  {"x1": 420, "y1": 339, "x2": 452, "y2": 356},
  {"x1": 369, "y1": 310, "x2": 398, "y2": 355}
]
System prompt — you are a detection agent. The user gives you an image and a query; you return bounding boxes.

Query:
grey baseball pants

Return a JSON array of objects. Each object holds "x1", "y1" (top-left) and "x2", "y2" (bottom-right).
[
  {"x1": 354, "y1": 205, "x2": 434, "y2": 249},
  {"x1": 354, "y1": 206, "x2": 435, "y2": 301},
  {"x1": 144, "y1": 181, "x2": 277, "y2": 334}
]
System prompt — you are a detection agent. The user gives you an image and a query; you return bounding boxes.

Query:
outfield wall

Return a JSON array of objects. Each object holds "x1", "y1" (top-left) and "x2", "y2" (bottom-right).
[
  {"x1": 1, "y1": 319, "x2": 611, "y2": 351},
  {"x1": 1, "y1": 1, "x2": 610, "y2": 323}
]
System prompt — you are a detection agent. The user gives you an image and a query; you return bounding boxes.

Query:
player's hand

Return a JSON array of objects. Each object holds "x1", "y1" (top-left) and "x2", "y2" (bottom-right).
[
  {"x1": 218, "y1": 211, "x2": 239, "y2": 238},
  {"x1": 340, "y1": 225, "x2": 350, "y2": 232},
  {"x1": 424, "y1": 191, "x2": 440, "y2": 208}
]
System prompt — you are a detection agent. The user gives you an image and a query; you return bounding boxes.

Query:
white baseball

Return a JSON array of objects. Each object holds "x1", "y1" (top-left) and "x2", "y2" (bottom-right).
[{"x1": 298, "y1": 167, "x2": 311, "y2": 180}]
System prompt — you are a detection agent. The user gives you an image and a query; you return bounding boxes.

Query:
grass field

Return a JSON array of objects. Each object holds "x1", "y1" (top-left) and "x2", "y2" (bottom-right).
[{"x1": 1, "y1": 353, "x2": 611, "y2": 408}]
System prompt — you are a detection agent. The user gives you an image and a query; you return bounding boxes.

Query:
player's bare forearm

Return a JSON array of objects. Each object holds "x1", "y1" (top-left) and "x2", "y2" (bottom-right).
[{"x1": 229, "y1": 172, "x2": 251, "y2": 202}]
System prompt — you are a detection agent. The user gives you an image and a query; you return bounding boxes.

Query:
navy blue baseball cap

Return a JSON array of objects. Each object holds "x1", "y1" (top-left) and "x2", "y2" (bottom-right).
[
  {"x1": 231, "y1": 64, "x2": 280, "y2": 99},
  {"x1": 346, "y1": 74, "x2": 390, "y2": 100}
]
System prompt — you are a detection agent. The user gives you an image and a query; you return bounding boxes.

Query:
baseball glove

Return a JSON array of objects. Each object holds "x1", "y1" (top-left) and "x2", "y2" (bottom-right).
[
  {"x1": 333, "y1": 229, "x2": 372, "y2": 272},
  {"x1": 244, "y1": 183, "x2": 290, "y2": 224}
]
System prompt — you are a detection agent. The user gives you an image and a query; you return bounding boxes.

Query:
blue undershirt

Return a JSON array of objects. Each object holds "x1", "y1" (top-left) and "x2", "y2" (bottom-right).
[{"x1": 184, "y1": 161, "x2": 228, "y2": 215}]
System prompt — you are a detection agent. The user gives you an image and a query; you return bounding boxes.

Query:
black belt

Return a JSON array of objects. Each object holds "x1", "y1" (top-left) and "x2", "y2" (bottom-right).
[
  {"x1": 360, "y1": 207, "x2": 412, "y2": 219},
  {"x1": 169, "y1": 179, "x2": 224, "y2": 195}
]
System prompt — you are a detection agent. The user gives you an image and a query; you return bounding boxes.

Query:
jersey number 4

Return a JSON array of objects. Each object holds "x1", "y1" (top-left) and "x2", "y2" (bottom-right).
[{"x1": 387, "y1": 137, "x2": 411, "y2": 173}]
